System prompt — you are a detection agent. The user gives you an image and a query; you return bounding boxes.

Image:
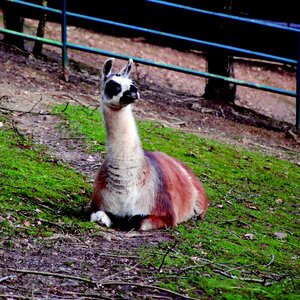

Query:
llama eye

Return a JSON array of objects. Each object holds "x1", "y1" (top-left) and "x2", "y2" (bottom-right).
[{"x1": 104, "y1": 80, "x2": 122, "y2": 99}]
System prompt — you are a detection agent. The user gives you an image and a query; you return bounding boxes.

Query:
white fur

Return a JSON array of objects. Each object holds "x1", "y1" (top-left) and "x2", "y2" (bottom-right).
[
  {"x1": 97, "y1": 60, "x2": 158, "y2": 218},
  {"x1": 90, "y1": 210, "x2": 112, "y2": 227},
  {"x1": 140, "y1": 219, "x2": 155, "y2": 231}
]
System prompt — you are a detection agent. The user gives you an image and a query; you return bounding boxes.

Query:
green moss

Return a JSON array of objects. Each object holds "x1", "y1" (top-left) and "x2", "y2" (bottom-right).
[{"x1": 0, "y1": 117, "x2": 93, "y2": 238}]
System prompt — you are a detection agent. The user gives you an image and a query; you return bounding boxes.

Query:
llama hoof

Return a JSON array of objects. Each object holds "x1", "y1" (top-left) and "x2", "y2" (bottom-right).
[
  {"x1": 91, "y1": 211, "x2": 112, "y2": 227},
  {"x1": 140, "y1": 219, "x2": 154, "y2": 231}
]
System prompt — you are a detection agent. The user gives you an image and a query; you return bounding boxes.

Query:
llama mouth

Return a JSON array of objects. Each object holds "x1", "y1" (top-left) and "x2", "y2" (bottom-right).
[{"x1": 120, "y1": 91, "x2": 140, "y2": 105}]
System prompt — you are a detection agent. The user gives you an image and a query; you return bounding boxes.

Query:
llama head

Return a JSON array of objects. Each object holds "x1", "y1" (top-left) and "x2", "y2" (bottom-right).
[{"x1": 100, "y1": 58, "x2": 139, "y2": 108}]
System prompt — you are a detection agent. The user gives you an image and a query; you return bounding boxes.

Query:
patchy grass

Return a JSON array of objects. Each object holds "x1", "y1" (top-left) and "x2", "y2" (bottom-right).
[
  {"x1": 56, "y1": 104, "x2": 300, "y2": 299},
  {"x1": 1, "y1": 105, "x2": 299, "y2": 299},
  {"x1": 0, "y1": 116, "x2": 94, "y2": 239}
]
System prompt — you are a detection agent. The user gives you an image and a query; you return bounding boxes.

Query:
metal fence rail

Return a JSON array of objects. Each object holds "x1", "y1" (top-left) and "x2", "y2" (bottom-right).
[{"x1": 0, "y1": 0, "x2": 299, "y2": 129}]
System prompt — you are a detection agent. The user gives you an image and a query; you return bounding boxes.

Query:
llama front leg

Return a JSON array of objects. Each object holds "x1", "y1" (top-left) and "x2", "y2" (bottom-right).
[{"x1": 90, "y1": 210, "x2": 112, "y2": 228}]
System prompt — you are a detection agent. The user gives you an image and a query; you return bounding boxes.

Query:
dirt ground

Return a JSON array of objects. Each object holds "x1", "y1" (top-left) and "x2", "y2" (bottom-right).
[{"x1": 0, "y1": 21, "x2": 300, "y2": 299}]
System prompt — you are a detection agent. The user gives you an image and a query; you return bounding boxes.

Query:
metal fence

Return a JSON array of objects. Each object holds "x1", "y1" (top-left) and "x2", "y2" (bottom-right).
[{"x1": 0, "y1": 0, "x2": 299, "y2": 129}]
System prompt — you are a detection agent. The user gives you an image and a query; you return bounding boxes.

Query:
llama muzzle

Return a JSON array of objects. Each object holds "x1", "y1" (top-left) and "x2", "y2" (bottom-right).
[{"x1": 120, "y1": 90, "x2": 140, "y2": 105}]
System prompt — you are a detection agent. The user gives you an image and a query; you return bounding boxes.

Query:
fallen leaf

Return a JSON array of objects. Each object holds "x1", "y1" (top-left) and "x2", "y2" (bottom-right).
[
  {"x1": 274, "y1": 232, "x2": 287, "y2": 239},
  {"x1": 242, "y1": 233, "x2": 255, "y2": 240},
  {"x1": 23, "y1": 220, "x2": 31, "y2": 227},
  {"x1": 246, "y1": 204, "x2": 259, "y2": 210}
]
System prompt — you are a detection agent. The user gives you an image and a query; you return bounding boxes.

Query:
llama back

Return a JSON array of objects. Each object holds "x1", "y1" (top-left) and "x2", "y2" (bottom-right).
[{"x1": 145, "y1": 151, "x2": 209, "y2": 227}]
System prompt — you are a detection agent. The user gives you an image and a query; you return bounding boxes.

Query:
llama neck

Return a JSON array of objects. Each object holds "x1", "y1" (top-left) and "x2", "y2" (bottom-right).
[{"x1": 102, "y1": 105, "x2": 144, "y2": 162}]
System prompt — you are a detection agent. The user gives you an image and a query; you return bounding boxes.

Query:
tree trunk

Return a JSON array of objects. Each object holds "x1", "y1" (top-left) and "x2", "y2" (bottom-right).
[
  {"x1": 33, "y1": 0, "x2": 48, "y2": 56},
  {"x1": 2, "y1": 0, "x2": 25, "y2": 49},
  {"x1": 203, "y1": 0, "x2": 236, "y2": 103},
  {"x1": 203, "y1": 50, "x2": 236, "y2": 103}
]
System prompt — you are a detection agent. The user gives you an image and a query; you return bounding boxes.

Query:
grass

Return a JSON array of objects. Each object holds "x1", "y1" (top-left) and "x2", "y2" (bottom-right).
[
  {"x1": 0, "y1": 115, "x2": 94, "y2": 239},
  {"x1": 1, "y1": 106, "x2": 299, "y2": 299}
]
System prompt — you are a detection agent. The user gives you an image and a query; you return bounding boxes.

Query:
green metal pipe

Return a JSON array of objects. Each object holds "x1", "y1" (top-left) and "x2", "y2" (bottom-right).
[
  {"x1": 67, "y1": 42, "x2": 296, "y2": 98},
  {"x1": 297, "y1": 34, "x2": 300, "y2": 130},
  {"x1": 61, "y1": 0, "x2": 68, "y2": 80},
  {"x1": 0, "y1": 28, "x2": 62, "y2": 47}
]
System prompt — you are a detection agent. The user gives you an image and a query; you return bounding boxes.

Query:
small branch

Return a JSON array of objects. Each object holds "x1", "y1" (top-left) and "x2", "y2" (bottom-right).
[
  {"x1": 0, "y1": 295, "x2": 27, "y2": 300},
  {"x1": 176, "y1": 263, "x2": 210, "y2": 275},
  {"x1": 213, "y1": 268, "x2": 267, "y2": 284},
  {"x1": 100, "y1": 263, "x2": 139, "y2": 282},
  {"x1": 8, "y1": 268, "x2": 96, "y2": 285},
  {"x1": 38, "y1": 218, "x2": 66, "y2": 229},
  {"x1": 212, "y1": 268, "x2": 288, "y2": 286},
  {"x1": 265, "y1": 254, "x2": 275, "y2": 267},
  {"x1": 99, "y1": 281, "x2": 198, "y2": 300},
  {"x1": 158, "y1": 241, "x2": 178, "y2": 273},
  {"x1": 11, "y1": 120, "x2": 25, "y2": 140},
  {"x1": 19, "y1": 96, "x2": 44, "y2": 116},
  {"x1": 62, "y1": 290, "x2": 112, "y2": 300},
  {"x1": 0, "y1": 106, "x2": 54, "y2": 116},
  {"x1": 60, "y1": 102, "x2": 69, "y2": 113},
  {"x1": 7, "y1": 268, "x2": 197, "y2": 299},
  {"x1": 0, "y1": 275, "x2": 17, "y2": 283}
]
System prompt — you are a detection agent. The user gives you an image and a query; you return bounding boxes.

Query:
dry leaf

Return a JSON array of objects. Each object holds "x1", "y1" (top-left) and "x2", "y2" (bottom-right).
[
  {"x1": 246, "y1": 204, "x2": 258, "y2": 210},
  {"x1": 242, "y1": 233, "x2": 255, "y2": 240},
  {"x1": 274, "y1": 232, "x2": 287, "y2": 239},
  {"x1": 23, "y1": 220, "x2": 31, "y2": 227}
]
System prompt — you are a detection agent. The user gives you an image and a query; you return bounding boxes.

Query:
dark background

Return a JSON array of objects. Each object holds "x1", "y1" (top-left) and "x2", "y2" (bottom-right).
[{"x1": 2, "y1": 0, "x2": 299, "y2": 60}]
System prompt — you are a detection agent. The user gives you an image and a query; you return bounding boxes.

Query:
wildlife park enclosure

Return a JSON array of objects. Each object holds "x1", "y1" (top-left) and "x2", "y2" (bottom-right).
[
  {"x1": 0, "y1": 2, "x2": 300, "y2": 299},
  {"x1": 0, "y1": 0, "x2": 299, "y2": 128}
]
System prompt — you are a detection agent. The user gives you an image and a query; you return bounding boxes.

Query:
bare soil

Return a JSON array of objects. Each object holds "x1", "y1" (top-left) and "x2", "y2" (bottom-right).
[{"x1": 0, "y1": 21, "x2": 300, "y2": 299}]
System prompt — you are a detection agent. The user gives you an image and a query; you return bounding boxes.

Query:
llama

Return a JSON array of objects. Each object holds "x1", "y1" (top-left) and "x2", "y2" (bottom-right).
[{"x1": 90, "y1": 58, "x2": 209, "y2": 231}]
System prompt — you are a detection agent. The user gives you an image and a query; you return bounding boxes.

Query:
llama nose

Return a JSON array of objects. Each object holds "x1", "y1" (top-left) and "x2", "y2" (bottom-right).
[{"x1": 120, "y1": 90, "x2": 139, "y2": 105}]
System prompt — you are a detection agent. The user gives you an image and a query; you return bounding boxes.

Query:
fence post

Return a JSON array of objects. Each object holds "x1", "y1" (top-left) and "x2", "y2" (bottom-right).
[
  {"x1": 297, "y1": 33, "x2": 300, "y2": 130},
  {"x1": 61, "y1": 0, "x2": 68, "y2": 81}
]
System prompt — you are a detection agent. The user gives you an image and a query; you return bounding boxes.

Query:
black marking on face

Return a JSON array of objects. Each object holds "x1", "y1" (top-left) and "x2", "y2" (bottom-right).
[
  {"x1": 120, "y1": 84, "x2": 139, "y2": 105},
  {"x1": 130, "y1": 84, "x2": 138, "y2": 94},
  {"x1": 104, "y1": 80, "x2": 122, "y2": 99}
]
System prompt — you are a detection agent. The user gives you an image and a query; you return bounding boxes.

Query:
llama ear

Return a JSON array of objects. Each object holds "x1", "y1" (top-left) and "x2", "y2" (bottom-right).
[
  {"x1": 120, "y1": 59, "x2": 133, "y2": 77},
  {"x1": 102, "y1": 58, "x2": 114, "y2": 80}
]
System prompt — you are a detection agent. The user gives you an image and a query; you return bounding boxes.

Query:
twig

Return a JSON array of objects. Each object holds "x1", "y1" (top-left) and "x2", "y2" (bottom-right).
[
  {"x1": 212, "y1": 268, "x2": 288, "y2": 286},
  {"x1": 90, "y1": 253, "x2": 139, "y2": 259},
  {"x1": 217, "y1": 218, "x2": 249, "y2": 227},
  {"x1": 0, "y1": 295, "x2": 28, "y2": 300},
  {"x1": 176, "y1": 263, "x2": 210, "y2": 275},
  {"x1": 37, "y1": 218, "x2": 66, "y2": 232},
  {"x1": 11, "y1": 120, "x2": 26, "y2": 140},
  {"x1": 213, "y1": 268, "x2": 267, "y2": 284},
  {"x1": 8, "y1": 268, "x2": 96, "y2": 285},
  {"x1": 158, "y1": 241, "x2": 178, "y2": 273},
  {"x1": 62, "y1": 290, "x2": 112, "y2": 300},
  {"x1": 100, "y1": 263, "x2": 139, "y2": 282},
  {"x1": 7, "y1": 268, "x2": 197, "y2": 299},
  {"x1": 61, "y1": 102, "x2": 69, "y2": 113},
  {"x1": 0, "y1": 106, "x2": 54, "y2": 116},
  {"x1": 265, "y1": 254, "x2": 275, "y2": 267},
  {"x1": 19, "y1": 95, "x2": 44, "y2": 116},
  {"x1": 0, "y1": 275, "x2": 17, "y2": 283},
  {"x1": 98, "y1": 281, "x2": 198, "y2": 300}
]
